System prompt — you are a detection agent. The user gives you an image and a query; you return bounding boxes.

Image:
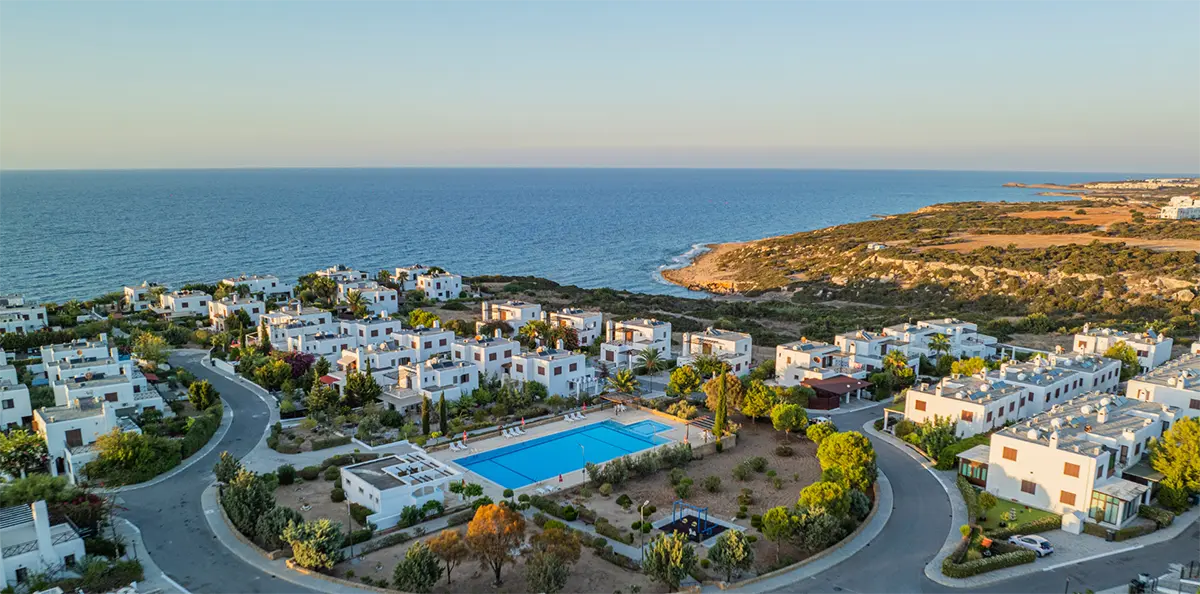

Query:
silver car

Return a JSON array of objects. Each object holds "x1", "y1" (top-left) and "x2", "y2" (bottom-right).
[{"x1": 1007, "y1": 534, "x2": 1054, "y2": 557}]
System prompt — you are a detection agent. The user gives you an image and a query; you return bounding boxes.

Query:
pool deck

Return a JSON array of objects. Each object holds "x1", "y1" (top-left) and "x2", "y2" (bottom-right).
[{"x1": 430, "y1": 407, "x2": 691, "y2": 501}]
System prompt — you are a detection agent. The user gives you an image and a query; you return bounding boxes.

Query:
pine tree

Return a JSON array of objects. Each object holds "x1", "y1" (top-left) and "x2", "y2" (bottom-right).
[
  {"x1": 438, "y1": 394, "x2": 448, "y2": 435},
  {"x1": 421, "y1": 397, "x2": 431, "y2": 436}
]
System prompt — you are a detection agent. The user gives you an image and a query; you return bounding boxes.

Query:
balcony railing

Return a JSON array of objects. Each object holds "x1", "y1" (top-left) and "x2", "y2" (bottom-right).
[{"x1": 2, "y1": 539, "x2": 38, "y2": 556}]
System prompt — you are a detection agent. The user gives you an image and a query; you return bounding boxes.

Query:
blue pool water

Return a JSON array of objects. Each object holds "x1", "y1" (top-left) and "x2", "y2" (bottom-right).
[{"x1": 456, "y1": 420, "x2": 672, "y2": 489}]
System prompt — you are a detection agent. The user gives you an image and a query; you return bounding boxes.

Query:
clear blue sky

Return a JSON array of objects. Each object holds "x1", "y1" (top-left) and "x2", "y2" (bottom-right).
[{"x1": 2, "y1": 1, "x2": 1197, "y2": 172}]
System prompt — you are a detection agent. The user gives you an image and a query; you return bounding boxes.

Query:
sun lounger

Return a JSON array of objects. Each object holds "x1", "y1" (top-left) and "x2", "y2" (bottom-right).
[{"x1": 564, "y1": 415, "x2": 575, "y2": 423}]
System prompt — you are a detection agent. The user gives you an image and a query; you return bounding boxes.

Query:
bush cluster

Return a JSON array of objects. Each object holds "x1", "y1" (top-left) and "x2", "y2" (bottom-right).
[
  {"x1": 941, "y1": 549, "x2": 1035, "y2": 578},
  {"x1": 1137, "y1": 505, "x2": 1175, "y2": 528},
  {"x1": 986, "y1": 514, "x2": 1061, "y2": 539},
  {"x1": 311, "y1": 435, "x2": 352, "y2": 450},
  {"x1": 585, "y1": 442, "x2": 693, "y2": 487}
]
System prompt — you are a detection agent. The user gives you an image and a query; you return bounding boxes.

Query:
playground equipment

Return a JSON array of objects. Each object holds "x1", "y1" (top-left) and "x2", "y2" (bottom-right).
[{"x1": 670, "y1": 500, "x2": 716, "y2": 541}]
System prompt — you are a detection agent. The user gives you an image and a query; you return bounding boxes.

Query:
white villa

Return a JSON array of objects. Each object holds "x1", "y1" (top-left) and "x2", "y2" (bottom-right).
[
  {"x1": 0, "y1": 377, "x2": 32, "y2": 432},
  {"x1": 905, "y1": 375, "x2": 1027, "y2": 437},
  {"x1": 122, "y1": 282, "x2": 161, "y2": 312},
  {"x1": 380, "y1": 357, "x2": 480, "y2": 413},
  {"x1": 678, "y1": 327, "x2": 754, "y2": 375},
  {"x1": 316, "y1": 264, "x2": 370, "y2": 284},
  {"x1": 987, "y1": 354, "x2": 1121, "y2": 416},
  {"x1": 34, "y1": 395, "x2": 144, "y2": 482},
  {"x1": 453, "y1": 331, "x2": 517, "y2": 377},
  {"x1": 881, "y1": 318, "x2": 999, "y2": 360},
  {"x1": 221, "y1": 274, "x2": 295, "y2": 300},
  {"x1": 151, "y1": 290, "x2": 210, "y2": 319},
  {"x1": 600, "y1": 318, "x2": 672, "y2": 369},
  {"x1": 1, "y1": 501, "x2": 86, "y2": 588},
  {"x1": 1127, "y1": 354, "x2": 1200, "y2": 417},
  {"x1": 481, "y1": 300, "x2": 542, "y2": 333},
  {"x1": 775, "y1": 338, "x2": 861, "y2": 384},
  {"x1": 337, "y1": 280, "x2": 399, "y2": 316},
  {"x1": 340, "y1": 450, "x2": 461, "y2": 530},
  {"x1": 261, "y1": 302, "x2": 336, "y2": 349},
  {"x1": 334, "y1": 341, "x2": 416, "y2": 387},
  {"x1": 510, "y1": 344, "x2": 593, "y2": 397},
  {"x1": 393, "y1": 265, "x2": 431, "y2": 290},
  {"x1": 834, "y1": 329, "x2": 920, "y2": 374},
  {"x1": 0, "y1": 295, "x2": 47, "y2": 335},
  {"x1": 415, "y1": 272, "x2": 462, "y2": 302},
  {"x1": 543, "y1": 308, "x2": 604, "y2": 346},
  {"x1": 402, "y1": 324, "x2": 455, "y2": 362},
  {"x1": 1158, "y1": 196, "x2": 1200, "y2": 220},
  {"x1": 341, "y1": 315, "x2": 405, "y2": 347},
  {"x1": 1073, "y1": 324, "x2": 1173, "y2": 372},
  {"x1": 207, "y1": 295, "x2": 265, "y2": 331},
  {"x1": 973, "y1": 393, "x2": 1180, "y2": 530}
]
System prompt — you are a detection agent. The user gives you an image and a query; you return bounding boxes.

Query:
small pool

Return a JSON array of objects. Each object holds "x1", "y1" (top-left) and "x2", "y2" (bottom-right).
[{"x1": 455, "y1": 420, "x2": 673, "y2": 489}]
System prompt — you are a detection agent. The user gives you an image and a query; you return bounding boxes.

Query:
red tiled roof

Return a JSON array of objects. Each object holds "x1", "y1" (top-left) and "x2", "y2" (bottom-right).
[
  {"x1": 319, "y1": 375, "x2": 338, "y2": 385},
  {"x1": 143, "y1": 373, "x2": 160, "y2": 382}
]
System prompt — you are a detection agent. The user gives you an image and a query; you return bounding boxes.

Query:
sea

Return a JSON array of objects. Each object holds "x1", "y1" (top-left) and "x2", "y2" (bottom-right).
[{"x1": 0, "y1": 168, "x2": 1174, "y2": 303}]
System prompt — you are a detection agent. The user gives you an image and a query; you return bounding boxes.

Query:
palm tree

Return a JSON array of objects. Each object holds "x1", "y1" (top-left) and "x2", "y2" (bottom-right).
[
  {"x1": 637, "y1": 347, "x2": 664, "y2": 375},
  {"x1": 518, "y1": 320, "x2": 552, "y2": 349},
  {"x1": 608, "y1": 369, "x2": 640, "y2": 395},
  {"x1": 346, "y1": 290, "x2": 368, "y2": 318},
  {"x1": 376, "y1": 269, "x2": 394, "y2": 288},
  {"x1": 929, "y1": 333, "x2": 951, "y2": 358},
  {"x1": 883, "y1": 350, "x2": 909, "y2": 373},
  {"x1": 693, "y1": 354, "x2": 729, "y2": 378}
]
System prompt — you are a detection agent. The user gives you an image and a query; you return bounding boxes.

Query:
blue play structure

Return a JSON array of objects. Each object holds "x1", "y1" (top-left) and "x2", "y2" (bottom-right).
[{"x1": 671, "y1": 500, "x2": 715, "y2": 539}]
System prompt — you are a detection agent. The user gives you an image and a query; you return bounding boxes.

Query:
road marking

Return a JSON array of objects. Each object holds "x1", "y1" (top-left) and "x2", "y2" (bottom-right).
[
  {"x1": 1040, "y1": 544, "x2": 1146, "y2": 572},
  {"x1": 205, "y1": 509, "x2": 216, "y2": 515},
  {"x1": 160, "y1": 572, "x2": 192, "y2": 594}
]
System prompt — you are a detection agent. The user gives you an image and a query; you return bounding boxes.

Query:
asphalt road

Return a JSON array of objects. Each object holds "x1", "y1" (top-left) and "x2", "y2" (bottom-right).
[{"x1": 117, "y1": 351, "x2": 319, "y2": 594}]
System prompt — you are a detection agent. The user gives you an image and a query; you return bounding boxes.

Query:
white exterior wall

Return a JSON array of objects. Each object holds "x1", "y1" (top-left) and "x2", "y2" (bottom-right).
[
  {"x1": 482, "y1": 301, "x2": 542, "y2": 332},
  {"x1": 510, "y1": 351, "x2": 589, "y2": 397},
  {"x1": 208, "y1": 297, "x2": 265, "y2": 331},
  {"x1": 0, "y1": 383, "x2": 33, "y2": 429},
  {"x1": 123, "y1": 285, "x2": 155, "y2": 311},
  {"x1": 1128, "y1": 380, "x2": 1200, "y2": 417},
  {"x1": 400, "y1": 329, "x2": 455, "y2": 362},
  {"x1": 0, "y1": 305, "x2": 47, "y2": 335},
  {"x1": 1073, "y1": 331, "x2": 1173, "y2": 372},
  {"x1": 341, "y1": 318, "x2": 404, "y2": 347},
  {"x1": 679, "y1": 330, "x2": 753, "y2": 375},
  {"x1": 222, "y1": 275, "x2": 294, "y2": 298},
  {"x1": 0, "y1": 501, "x2": 86, "y2": 588},
  {"x1": 986, "y1": 432, "x2": 1101, "y2": 518},
  {"x1": 158, "y1": 291, "x2": 210, "y2": 317},
  {"x1": 452, "y1": 337, "x2": 517, "y2": 377},
  {"x1": 904, "y1": 388, "x2": 1020, "y2": 438},
  {"x1": 416, "y1": 274, "x2": 462, "y2": 301},
  {"x1": 544, "y1": 309, "x2": 604, "y2": 346}
]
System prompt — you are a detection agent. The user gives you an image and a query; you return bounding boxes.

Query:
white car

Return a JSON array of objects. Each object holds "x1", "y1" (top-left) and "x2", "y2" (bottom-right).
[
  {"x1": 1007, "y1": 534, "x2": 1054, "y2": 557},
  {"x1": 810, "y1": 416, "x2": 832, "y2": 425}
]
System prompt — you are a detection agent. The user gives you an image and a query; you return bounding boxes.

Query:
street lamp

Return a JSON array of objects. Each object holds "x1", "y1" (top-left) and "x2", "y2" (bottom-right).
[
  {"x1": 639, "y1": 500, "x2": 651, "y2": 551},
  {"x1": 580, "y1": 443, "x2": 586, "y2": 477}
]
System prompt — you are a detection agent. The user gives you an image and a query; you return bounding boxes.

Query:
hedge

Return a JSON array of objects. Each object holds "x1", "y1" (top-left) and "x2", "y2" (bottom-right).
[
  {"x1": 985, "y1": 514, "x2": 1062, "y2": 539},
  {"x1": 311, "y1": 435, "x2": 352, "y2": 450},
  {"x1": 941, "y1": 549, "x2": 1036, "y2": 578},
  {"x1": 593, "y1": 517, "x2": 634, "y2": 545},
  {"x1": 956, "y1": 476, "x2": 981, "y2": 522},
  {"x1": 181, "y1": 401, "x2": 224, "y2": 458},
  {"x1": 445, "y1": 508, "x2": 476, "y2": 527},
  {"x1": 1082, "y1": 521, "x2": 1157, "y2": 541},
  {"x1": 320, "y1": 453, "x2": 380, "y2": 468},
  {"x1": 934, "y1": 433, "x2": 991, "y2": 471},
  {"x1": 350, "y1": 503, "x2": 372, "y2": 526},
  {"x1": 357, "y1": 530, "x2": 413, "y2": 555},
  {"x1": 342, "y1": 528, "x2": 374, "y2": 547},
  {"x1": 1137, "y1": 505, "x2": 1175, "y2": 528}
]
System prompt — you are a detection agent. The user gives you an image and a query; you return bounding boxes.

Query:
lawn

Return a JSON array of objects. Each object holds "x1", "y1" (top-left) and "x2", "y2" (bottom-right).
[{"x1": 978, "y1": 501, "x2": 1058, "y2": 533}]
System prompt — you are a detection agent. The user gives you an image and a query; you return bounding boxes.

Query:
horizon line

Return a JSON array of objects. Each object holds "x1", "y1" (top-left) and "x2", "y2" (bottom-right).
[{"x1": 3, "y1": 165, "x2": 1197, "y2": 176}]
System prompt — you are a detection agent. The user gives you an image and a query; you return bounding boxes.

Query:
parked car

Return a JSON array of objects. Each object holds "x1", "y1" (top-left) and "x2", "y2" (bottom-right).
[
  {"x1": 810, "y1": 415, "x2": 832, "y2": 425},
  {"x1": 1007, "y1": 534, "x2": 1054, "y2": 557}
]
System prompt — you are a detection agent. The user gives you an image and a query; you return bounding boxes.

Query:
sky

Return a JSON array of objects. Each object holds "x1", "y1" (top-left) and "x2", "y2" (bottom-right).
[{"x1": 1, "y1": 1, "x2": 1198, "y2": 172}]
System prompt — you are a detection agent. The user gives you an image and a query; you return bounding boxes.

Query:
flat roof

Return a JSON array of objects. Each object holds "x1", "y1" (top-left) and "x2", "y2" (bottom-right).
[
  {"x1": 1094, "y1": 478, "x2": 1149, "y2": 501},
  {"x1": 910, "y1": 375, "x2": 1024, "y2": 403},
  {"x1": 956, "y1": 444, "x2": 991, "y2": 464},
  {"x1": 1132, "y1": 354, "x2": 1200, "y2": 390},
  {"x1": 997, "y1": 392, "x2": 1178, "y2": 455},
  {"x1": 344, "y1": 450, "x2": 459, "y2": 490},
  {"x1": 802, "y1": 375, "x2": 871, "y2": 395}
]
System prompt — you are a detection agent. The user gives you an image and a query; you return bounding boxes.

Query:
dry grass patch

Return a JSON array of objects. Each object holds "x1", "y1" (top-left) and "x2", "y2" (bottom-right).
[{"x1": 274, "y1": 477, "x2": 349, "y2": 525}]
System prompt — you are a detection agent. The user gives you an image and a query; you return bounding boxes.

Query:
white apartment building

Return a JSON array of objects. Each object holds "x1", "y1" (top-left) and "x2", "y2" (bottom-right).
[
  {"x1": 341, "y1": 315, "x2": 404, "y2": 347},
  {"x1": 0, "y1": 295, "x2": 47, "y2": 335},
  {"x1": 1073, "y1": 324, "x2": 1173, "y2": 372},
  {"x1": 393, "y1": 265, "x2": 431, "y2": 291},
  {"x1": 775, "y1": 338, "x2": 862, "y2": 384},
  {"x1": 334, "y1": 340, "x2": 416, "y2": 387},
  {"x1": 987, "y1": 354, "x2": 1121, "y2": 418},
  {"x1": 678, "y1": 327, "x2": 754, "y2": 375},
  {"x1": 453, "y1": 331, "x2": 518, "y2": 377},
  {"x1": 600, "y1": 318, "x2": 672, "y2": 369},
  {"x1": 415, "y1": 272, "x2": 462, "y2": 301},
  {"x1": 151, "y1": 290, "x2": 210, "y2": 319},
  {"x1": 338, "y1": 281, "x2": 399, "y2": 316},
  {"x1": 401, "y1": 325, "x2": 455, "y2": 362},
  {"x1": 904, "y1": 375, "x2": 1026, "y2": 437},
  {"x1": 1, "y1": 349, "x2": 19, "y2": 385},
  {"x1": 1, "y1": 501, "x2": 86, "y2": 588},
  {"x1": 45, "y1": 353, "x2": 152, "y2": 406},
  {"x1": 1158, "y1": 196, "x2": 1200, "y2": 220},
  {"x1": 122, "y1": 282, "x2": 161, "y2": 312},
  {"x1": 981, "y1": 393, "x2": 1179, "y2": 529},
  {"x1": 340, "y1": 449, "x2": 461, "y2": 530},
  {"x1": 207, "y1": 295, "x2": 265, "y2": 331},
  {"x1": 543, "y1": 308, "x2": 604, "y2": 346},
  {"x1": 510, "y1": 344, "x2": 593, "y2": 397},
  {"x1": 221, "y1": 274, "x2": 295, "y2": 300},
  {"x1": 39, "y1": 334, "x2": 112, "y2": 367},
  {"x1": 882, "y1": 318, "x2": 999, "y2": 360},
  {"x1": 316, "y1": 264, "x2": 370, "y2": 284},
  {"x1": 481, "y1": 300, "x2": 542, "y2": 333},
  {"x1": 261, "y1": 302, "x2": 336, "y2": 349},
  {"x1": 834, "y1": 330, "x2": 921, "y2": 374},
  {"x1": 1127, "y1": 353, "x2": 1200, "y2": 417}
]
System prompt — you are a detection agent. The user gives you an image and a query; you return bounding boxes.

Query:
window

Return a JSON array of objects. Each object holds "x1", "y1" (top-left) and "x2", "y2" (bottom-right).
[
  {"x1": 569, "y1": 362, "x2": 578, "y2": 372},
  {"x1": 1060, "y1": 491, "x2": 1076, "y2": 506},
  {"x1": 914, "y1": 400, "x2": 926, "y2": 412},
  {"x1": 554, "y1": 366, "x2": 562, "y2": 376},
  {"x1": 961, "y1": 410, "x2": 974, "y2": 422},
  {"x1": 515, "y1": 364, "x2": 524, "y2": 373},
  {"x1": 1134, "y1": 443, "x2": 1140, "y2": 456},
  {"x1": 537, "y1": 366, "x2": 546, "y2": 376},
  {"x1": 424, "y1": 341, "x2": 432, "y2": 349},
  {"x1": 1002, "y1": 447, "x2": 1017, "y2": 461},
  {"x1": 1090, "y1": 491, "x2": 1122, "y2": 525},
  {"x1": 371, "y1": 330, "x2": 379, "y2": 337},
  {"x1": 504, "y1": 350, "x2": 512, "y2": 358},
  {"x1": 439, "y1": 339, "x2": 447, "y2": 347},
  {"x1": 1191, "y1": 399, "x2": 1200, "y2": 410},
  {"x1": 489, "y1": 353, "x2": 497, "y2": 361},
  {"x1": 1, "y1": 399, "x2": 12, "y2": 409},
  {"x1": 987, "y1": 411, "x2": 993, "y2": 423},
  {"x1": 461, "y1": 374, "x2": 470, "y2": 383},
  {"x1": 998, "y1": 407, "x2": 1004, "y2": 418},
  {"x1": 474, "y1": 353, "x2": 481, "y2": 362},
  {"x1": 1009, "y1": 402, "x2": 1015, "y2": 413},
  {"x1": 1020, "y1": 480, "x2": 1036, "y2": 495},
  {"x1": 1063, "y1": 462, "x2": 1080, "y2": 478},
  {"x1": 181, "y1": 302, "x2": 189, "y2": 308}
]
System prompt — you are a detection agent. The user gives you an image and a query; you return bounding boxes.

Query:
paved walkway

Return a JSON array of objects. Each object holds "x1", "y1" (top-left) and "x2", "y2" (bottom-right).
[
  {"x1": 113, "y1": 516, "x2": 189, "y2": 594},
  {"x1": 805, "y1": 397, "x2": 885, "y2": 416},
  {"x1": 518, "y1": 507, "x2": 646, "y2": 561}
]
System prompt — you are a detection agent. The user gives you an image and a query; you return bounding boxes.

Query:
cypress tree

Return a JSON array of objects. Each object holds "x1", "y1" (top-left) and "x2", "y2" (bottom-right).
[
  {"x1": 438, "y1": 394, "x2": 448, "y2": 435},
  {"x1": 420, "y1": 397, "x2": 431, "y2": 436}
]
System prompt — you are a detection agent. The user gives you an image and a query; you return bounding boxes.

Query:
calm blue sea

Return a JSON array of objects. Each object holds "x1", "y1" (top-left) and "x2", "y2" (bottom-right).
[{"x1": 0, "y1": 168, "x2": 1167, "y2": 302}]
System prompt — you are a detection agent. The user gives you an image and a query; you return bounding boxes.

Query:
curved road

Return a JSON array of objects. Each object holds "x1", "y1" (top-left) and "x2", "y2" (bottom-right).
[{"x1": 117, "y1": 351, "x2": 318, "y2": 594}]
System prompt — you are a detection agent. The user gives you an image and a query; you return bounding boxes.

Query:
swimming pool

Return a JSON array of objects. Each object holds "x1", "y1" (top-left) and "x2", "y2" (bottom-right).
[{"x1": 455, "y1": 420, "x2": 673, "y2": 489}]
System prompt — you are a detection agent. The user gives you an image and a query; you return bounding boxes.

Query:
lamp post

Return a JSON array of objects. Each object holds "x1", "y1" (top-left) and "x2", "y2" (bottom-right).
[
  {"x1": 346, "y1": 500, "x2": 355, "y2": 563},
  {"x1": 639, "y1": 500, "x2": 651, "y2": 551},
  {"x1": 580, "y1": 443, "x2": 586, "y2": 477}
]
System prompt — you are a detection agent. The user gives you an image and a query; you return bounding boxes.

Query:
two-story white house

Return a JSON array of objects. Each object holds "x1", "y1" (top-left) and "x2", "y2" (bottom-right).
[
  {"x1": 1, "y1": 500, "x2": 86, "y2": 588},
  {"x1": 1127, "y1": 354, "x2": 1200, "y2": 418},
  {"x1": 543, "y1": 308, "x2": 604, "y2": 346},
  {"x1": 453, "y1": 331, "x2": 518, "y2": 378},
  {"x1": 775, "y1": 338, "x2": 862, "y2": 384},
  {"x1": 882, "y1": 318, "x2": 999, "y2": 360},
  {"x1": 340, "y1": 449, "x2": 460, "y2": 530},
  {"x1": 333, "y1": 341, "x2": 416, "y2": 387},
  {"x1": 415, "y1": 272, "x2": 462, "y2": 302},
  {"x1": 379, "y1": 357, "x2": 480, "y2": 413},
  {"x1": 1073, "y1": 324, "x2": 1174, "y2": 373},
  {"x1": 481, "y1": 301, "x2": 542, "y2": 333},
  {"x1": 34, "y1": 396, "x2": 143, "y2": 482},
  {"x1": 122, "y1": 282, "x2": 161, "y2": 312},
  {"x1": 0, "y1": 349, "x2": 32, "y2": 429},
  {"x1": 151, "y1": 290, "x2": 210, "y2": 319},
  {"x1": 39, "y1": 334, "x2": 112, "y2": 367},
  {"x1": 979, "y1": 393, "x2": 1179, "y2": 529},
  {"x1": 600, "y1": 319, "x2": 672, "y2": 369},
  {"x1": 221, "y1": 274, "x2": 295, "y2": 300},
  {"x1": 904, "y1": 375, "x2": 1026, "y2": 437},
  {"x1": 0, "y1": 295, "x2": 47, "y2": 335},
  {"x1": 340, "y1": 315, "x2": 404, "y2": 347},
  {"x1": 399, "y1": 324, "x2": 455, "y2": 362},
  {"x1": 834, "y1": 329, "x2": 920, "y2": 374},
  {"x1": 678, "y1": 327, "x2": 753, "y2": 375},
  {"x1": 510, "y1": 343, "x2": 593, "y2": 397},
  {"x1": 316, "y1": 264, "x2": 369, "y2": 284},
  {"x1": 338, "y1": 281, "x2": 399, "y2": 316},
  {"x1": 261, "y1": 302, "x2": 336, "y2": 349},
  {"x1": 207, "y1": 295, "x2": 265, "y2": 331},
  {"x1": 393, "y1": 265, "x2": 431, "y2": 291}
]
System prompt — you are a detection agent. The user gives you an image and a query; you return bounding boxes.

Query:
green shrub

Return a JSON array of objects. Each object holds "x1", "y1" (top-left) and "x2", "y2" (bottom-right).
[
  {"x1": 297, "y1": 466, "x2": 321, "y2": 481},
  {"x1": 732, "y1": 463, "x2": 752, "y2": 482},
  {"x1": 331, "y1": 487, "x2": 345, "y2": 502},
  {"x1": 703, "y1": 475, "x2": 721, "y2": 493},
  {"x1": 956, "y1": 476, "x2": 981, "y2": 522},
  {"x1": 700, "y1": 558, "x2": 711, "y2": 569},
  {"x1": 986, "y1": 514, "x2": 1061, "y2": 539},
  {"x1": 277, "y1": 464, "x2": 295, "y2": 485},
  {"x1": 941, "y1": 549, "x2": 1035, "y2": 578},
  {"x1": 1137, "y1": 505, "x2": 1175, "y2": 528},
  {"x1": 746, "y1": 456, "x2": 768, "y2": 472},
  {"x1": 518, "y1": 493, "x2": 531, "y2": 503},
  {"x1": 668, "y1": 468, "x2": 686, "y2": 486},
  {"x1": 934, "y1": 433, "x2": 990, "y2": 471},
  {"x1": 311, "y1": 435, "x2": 352, "y2": 450},
  {"x1": 594, "y1": 518, "x2": 634, "y2": 545},
  {"x1": 674, "y1": 478, "x2": 693, "y2": 499},
  {"x1": 342, "y1": 528, "x2": 373, "y2": 547},
  {"x1": 562, "y1": 505, "x2": 579, "y2": 521},
  {"x1": 84, "y1": 537, "x2": 126, "y2": 558},
  {"x1": 774, "y1": 445, "x2": 794, "y2": 457},
  {"x1": 349, "y1": 503, "x2": 372, "y2": 526},
  {"x1": 322, "y1": 466, "x2": 339, "y2": 481},
  {"x1": 599, "y1": 483, "x2": 613, "y2": 497}
]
